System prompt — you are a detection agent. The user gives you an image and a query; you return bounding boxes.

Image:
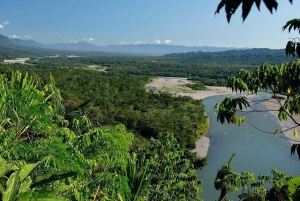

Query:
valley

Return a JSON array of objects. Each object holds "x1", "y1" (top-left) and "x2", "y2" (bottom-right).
[{"x1": 0, "y1": 1, "x2": 300, "y2": 198}]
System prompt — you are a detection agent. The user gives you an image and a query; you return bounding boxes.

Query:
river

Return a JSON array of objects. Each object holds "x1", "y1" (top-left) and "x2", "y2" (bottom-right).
[{"x1": 198, "y1": 93, "x2": 300, "y2": 200}]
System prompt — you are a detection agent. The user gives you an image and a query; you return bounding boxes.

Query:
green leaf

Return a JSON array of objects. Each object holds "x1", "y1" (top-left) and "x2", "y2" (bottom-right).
[
  {"x1": 31, "y1": 171, "x2": 77, "y2": 188},
  {"x1": 19, "y1": 177, "x2": 32, "y2": 194},
  {"x1": 242, "y1": 1, "x2": 254, "y2": 21},
  {"x1": 19, "y1": 162, "x2": 41, "y2": 182},
  {"x1": 51, "y1": 185, "x2": 73, "y2": 195},
  {"x1": 294, "y1": 130, "x2": 298, "y2": 137},
  {"x1": 263, "y1": 0, "x2": 278, "y2": 14},
  {"x1": 0, "y1": 183, "x2": 5, "y2": 193},
  {"x1": 291, "y1": 144, "x2": 300, "y2": 160},
  {"x1": 3, "y1": 172, "x2": 20, "y2": 201},
  {"x1": 18, "y1": 190, "x2": 69, "y2": 201},
  {"x1": 0, "y1": 163, "x2": 15, "y2": 178},
  {"x1": 282, "y1": 176, "x2": 300, "y2": 196}
]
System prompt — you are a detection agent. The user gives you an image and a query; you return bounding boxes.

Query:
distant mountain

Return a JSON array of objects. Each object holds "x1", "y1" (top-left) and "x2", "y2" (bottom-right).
[
  {"x1": 11, "y1": 39, "x2": 45, "y2": 48},
  {"x1": 0, "y1": 34, "x2": 251, "y2": 56},
  {"x1": 101, "y1": 44, "x2": 249, "y2": 56},
  {"x1": 46, "y1": 42, "x2": 105, "y2": 52},
  {"x1": 0, "y1": 34, "x2": 14, "y2": 46},
  {"x1": 43, "y1": 43, "x2": 249, "y2": 56}
]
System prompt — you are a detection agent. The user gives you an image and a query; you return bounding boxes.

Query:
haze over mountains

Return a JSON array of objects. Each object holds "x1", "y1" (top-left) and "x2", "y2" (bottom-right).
[{"x1": 0, "y1": 34, "x2": 250, "y2": 56}]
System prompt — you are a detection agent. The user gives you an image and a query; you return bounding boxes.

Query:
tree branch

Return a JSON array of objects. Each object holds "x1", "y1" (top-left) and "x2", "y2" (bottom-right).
[{"x1": 245, "y1": 120, "x2": 299, "y2": 135}]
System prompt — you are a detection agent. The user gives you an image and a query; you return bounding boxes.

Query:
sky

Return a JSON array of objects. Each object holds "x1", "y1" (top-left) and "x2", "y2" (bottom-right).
[{"x1": 0, "y1": 0, "x2": 299, "y2": 48}]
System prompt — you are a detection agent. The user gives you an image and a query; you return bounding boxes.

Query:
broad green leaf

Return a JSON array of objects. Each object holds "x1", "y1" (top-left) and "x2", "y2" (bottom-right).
[
  {"x1": 3, "y1": 172, "x2": 20, "y2": 201},
  {"x1": 31, "y1": 171, "x2": 77, "y2": 188},
  {"x1": 18, "y1": 191, "x2": 33, "y2": 201},
  {"x1": 0, "y1": 183, "x2": 5, "y2": 193},
  {"x1": 51, "y1": 185, "x2": 73, "y2": 195},
  {"x1": 0, "y1": 157, "x2": 6, "y2": 165},
  {"x1": 0, "y1": 164, "x2": 15, "y2": 178},
  {"x1": 19, "y1": 162, "x2": 41, "y2": 182},
  {"x1": 19, "y1": 177, "x2": 32, "y2": 194},
  {"x1": 282, "y1": 176, "x2": 300, "y2": 196},
  {"x1": 19, "y1": 191, "x2": 69, "y2": 201}
]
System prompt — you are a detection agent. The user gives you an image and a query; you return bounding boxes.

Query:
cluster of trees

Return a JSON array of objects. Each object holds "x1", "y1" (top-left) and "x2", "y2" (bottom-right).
[{"x1": 0, "y1": 69, "x2": 207, "y2": 200}]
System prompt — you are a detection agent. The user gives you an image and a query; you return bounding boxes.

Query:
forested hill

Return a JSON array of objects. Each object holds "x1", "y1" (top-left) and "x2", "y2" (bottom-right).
[{"x1": 164, "y1": 48, "x2": 291, "y2": 65}]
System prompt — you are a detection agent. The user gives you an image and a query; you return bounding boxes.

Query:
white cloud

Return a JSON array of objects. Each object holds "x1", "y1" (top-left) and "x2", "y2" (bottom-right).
[
  {"x1": 119, "y1": 41, "x2": 126, "y2": 45},
  {"x1": 82, "y1": 38, "x2": 95, "y2": 42},
  {"x1": 0, "y1": 21, "x2": 10, "y2": 29},
  {"x1": 9, "y1": 35, "x2": 19, "y2": 39},
  {"x1": 164, "y1": 40, "x2": 172, "y2": 44},
  {"x1": 135, "y1": 41, "x2": 142, "y2": 44},
  {"x1": 69, "y1": 38, "x2": 73, "y2": 42},
  {"x1": 155, "y1": 39, "x2": 161, "y2": 44},
  {"x1": 62, "y1": 38, "x2": 65, "y2": 40},
  {"x1": 73, "y1": 41, "x2": 78, "y2": 43}
]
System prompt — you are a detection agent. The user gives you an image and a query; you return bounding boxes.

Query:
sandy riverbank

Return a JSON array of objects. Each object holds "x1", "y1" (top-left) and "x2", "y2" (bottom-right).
[
  {"x1": 145, "y1": 77, "x2": 236, "y2": 100},
  {"x1": 146, "y1": 77, "x2": 237, "y2": 157},
  {"x1": 3, "y1": 58, "x2": 30, "y2": 64}
]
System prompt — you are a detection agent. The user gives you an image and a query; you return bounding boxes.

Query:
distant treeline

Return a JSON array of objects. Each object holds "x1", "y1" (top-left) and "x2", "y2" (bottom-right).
[
  {"x1": 25, "y1": 48, "x2": 291, "y2": 86},
  {"x1": 164, "y1": 48, "x2": 291, "y2": 65}
]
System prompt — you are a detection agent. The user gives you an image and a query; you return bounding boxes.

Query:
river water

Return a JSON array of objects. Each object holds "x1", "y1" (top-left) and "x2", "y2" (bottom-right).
[{"x1": 197, "y1": 93, "x2": 300, "y2": 200}]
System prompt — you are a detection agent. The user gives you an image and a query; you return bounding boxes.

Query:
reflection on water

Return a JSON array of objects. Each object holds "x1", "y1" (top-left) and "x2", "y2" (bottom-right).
[{"x1": 198, "y1": 94, "x2": 299, "y2": 200}]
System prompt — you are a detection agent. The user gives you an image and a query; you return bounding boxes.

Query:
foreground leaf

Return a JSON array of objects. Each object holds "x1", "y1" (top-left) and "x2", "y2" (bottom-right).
[
  {"x1": 31, "y1": 171, "x2": 77, "y2": 188},
  {"x1": 3, "y1": 172, "x2": 20, "y2": 201}
]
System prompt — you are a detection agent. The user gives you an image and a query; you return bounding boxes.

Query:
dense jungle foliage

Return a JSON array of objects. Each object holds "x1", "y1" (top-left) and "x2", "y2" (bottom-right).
[
  {"x1": 0, "y1": 68, "x2": 207, "y2": 200},
  {"x1": 0, "y1": 63, "x2": 209, "y2": 149}
]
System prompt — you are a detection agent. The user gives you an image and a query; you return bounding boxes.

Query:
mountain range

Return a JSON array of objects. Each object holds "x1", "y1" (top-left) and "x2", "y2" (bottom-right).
[{"x1": 0, "y1": 34, "x2": 250, "y2": 56}]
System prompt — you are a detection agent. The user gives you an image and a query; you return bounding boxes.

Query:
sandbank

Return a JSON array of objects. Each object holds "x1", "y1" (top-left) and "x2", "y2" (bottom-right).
[{"x1": 3, "y1": 58, "x2": 30, "y2": 64}]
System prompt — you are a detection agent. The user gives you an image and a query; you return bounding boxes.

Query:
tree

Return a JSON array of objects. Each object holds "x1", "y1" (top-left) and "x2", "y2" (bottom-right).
[
  {"x1": 214, "y1": 0, "x2": 300, "y2": 157},
  {"x1": 214, "y1": 156, "x2": 300, "y2": 201},
  {"x1": 214, "y1": 153, "x2": 236, "y2": 200},
  {"x1": 214, "y1": 1, "x2": 300, "y2": 200}
]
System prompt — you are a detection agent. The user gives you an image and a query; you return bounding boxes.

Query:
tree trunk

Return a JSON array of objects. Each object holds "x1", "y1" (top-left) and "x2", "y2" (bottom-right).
[{"x1": 218, "y1": 188, "x2": 228, "y2": 201}]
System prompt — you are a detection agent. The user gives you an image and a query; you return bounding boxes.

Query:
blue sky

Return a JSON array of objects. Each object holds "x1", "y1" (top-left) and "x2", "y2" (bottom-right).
[{"x1": 0, "y1": 0, "x2": 299, "y2": 48}]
